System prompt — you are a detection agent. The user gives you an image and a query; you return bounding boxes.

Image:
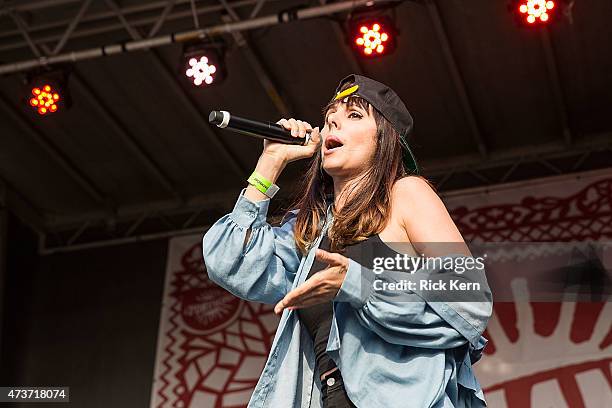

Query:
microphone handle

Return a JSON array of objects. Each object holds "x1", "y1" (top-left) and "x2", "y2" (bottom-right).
[{"x1": 209, "y1": 111, "x2": 310, "y2": 146}]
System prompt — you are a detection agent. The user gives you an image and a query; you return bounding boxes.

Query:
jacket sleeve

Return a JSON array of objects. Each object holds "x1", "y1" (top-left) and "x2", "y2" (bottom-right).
[
  {"x1": 333, "y1": 254, "x2": 492, "y2": 349},
  {"x1": 202, "y1": 188, "x2": 302, "y2": 304}
]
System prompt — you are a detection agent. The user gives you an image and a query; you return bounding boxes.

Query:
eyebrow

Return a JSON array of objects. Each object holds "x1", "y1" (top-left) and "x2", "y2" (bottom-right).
[
  {"x1": 324, "y1": 107, "x2": 337, "y2": 121},
  {"x1": 351, "y1": 105, "x2": 366, "y2": 114},
  {"x1": 324, "y1": 103, "x2": 364, "y2": 121}
]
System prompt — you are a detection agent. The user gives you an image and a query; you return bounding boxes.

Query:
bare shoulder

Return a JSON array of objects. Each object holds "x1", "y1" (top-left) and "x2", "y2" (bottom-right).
[
  {"x1": 391, "y1": 176, "x2": 467, "y2": 253},
  {"x1": 391, "y1": 176, "x2": 442, "y2": 211}
]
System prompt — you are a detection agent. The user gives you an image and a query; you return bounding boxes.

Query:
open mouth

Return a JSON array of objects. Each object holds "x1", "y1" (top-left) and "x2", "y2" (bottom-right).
[{"x1": 325, "y1": 137, "x2": 344, "y2": 153}]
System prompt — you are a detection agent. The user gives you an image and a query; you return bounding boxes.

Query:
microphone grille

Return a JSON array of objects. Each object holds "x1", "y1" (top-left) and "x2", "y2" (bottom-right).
[{"x1": 208, "y1": 110, "x2": 222, "y2": 125}]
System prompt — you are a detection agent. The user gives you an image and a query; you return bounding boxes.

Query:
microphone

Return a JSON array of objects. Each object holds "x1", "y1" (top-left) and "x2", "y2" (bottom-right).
[{"x1": 209, "y1": 110, "x2": 311, "y2": 146}]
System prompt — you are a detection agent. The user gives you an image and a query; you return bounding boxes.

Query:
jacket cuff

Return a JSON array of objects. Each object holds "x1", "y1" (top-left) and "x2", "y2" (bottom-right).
[
  {"x1": 424, "y1": 301, "x2": 483, "y2": 347},
  {"x1": 334, "y1": 258, "x2": 376, "y2": 309},
  {"x1": 229, "y1": 188, "x2": 271, "y2": 229}
]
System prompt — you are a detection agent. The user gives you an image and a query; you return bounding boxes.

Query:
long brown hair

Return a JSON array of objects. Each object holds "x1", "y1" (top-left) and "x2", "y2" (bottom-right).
[{"x1": 286, "y1": 82, "x2": 431, "y2": 254}]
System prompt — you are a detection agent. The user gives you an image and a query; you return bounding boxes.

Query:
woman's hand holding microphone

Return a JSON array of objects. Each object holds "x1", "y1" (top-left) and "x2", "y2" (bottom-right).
[
  {"x1": 262, "y1": 118, "x2": 321, "y2": 164},
  {"x1": 242, "y1": 118, "x2": 349, "y2": 311},
  {"x1": 245, "y1": 118, "x2": 321, "y2": 202}
]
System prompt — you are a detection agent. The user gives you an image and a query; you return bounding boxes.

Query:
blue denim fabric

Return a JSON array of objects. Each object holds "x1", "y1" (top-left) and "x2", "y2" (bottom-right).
[{"x1": 203, "y1": 188, "x2": 492, "y2": 408}]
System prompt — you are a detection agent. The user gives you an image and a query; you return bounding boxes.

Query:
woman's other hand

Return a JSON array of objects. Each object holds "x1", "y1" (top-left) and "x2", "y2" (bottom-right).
[{"x1": 273, "y1": 249, "x2": 349, "y2": 315}]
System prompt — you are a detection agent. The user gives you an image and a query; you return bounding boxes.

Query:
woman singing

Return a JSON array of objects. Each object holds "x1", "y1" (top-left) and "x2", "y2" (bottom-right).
[{"x1": 203, "y1": 74, "x2": 492, "y2": 407}]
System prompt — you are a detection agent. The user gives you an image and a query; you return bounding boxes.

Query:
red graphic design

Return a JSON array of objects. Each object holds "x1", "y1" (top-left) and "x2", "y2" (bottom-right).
[
  {"x1": 450, "y1": 176, "x2": 612, "y2": 407},
  {"x1": 152, "y1": 241, "x2": 280, "y2": 407},
  {"x1": 451, "y1": 178, "x2": 612, "y2": 242},
  {"x1": 152, "y1": 173, "x2": 612, "y2": 408},
  {"x1": 180, "y1": 286, "x2": 241, "y2": 333}
]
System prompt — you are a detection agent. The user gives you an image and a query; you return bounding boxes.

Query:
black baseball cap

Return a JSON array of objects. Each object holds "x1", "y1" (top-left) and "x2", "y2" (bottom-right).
[{"x1": 331, "y1": 74, "x2": 419, "y2": 175}]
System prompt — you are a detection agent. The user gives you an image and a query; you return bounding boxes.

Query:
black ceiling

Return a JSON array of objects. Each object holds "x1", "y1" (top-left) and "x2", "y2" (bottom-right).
[{"x1": 0, "y1": 0, "x2": 611, "y2": 251}]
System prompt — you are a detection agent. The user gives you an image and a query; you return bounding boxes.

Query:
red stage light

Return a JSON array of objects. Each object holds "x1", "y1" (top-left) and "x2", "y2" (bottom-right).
[
  {"x1": 29, "y1": 83, "x2": 61, "y2": 116},
  {"x1": 353, "y1": 20, "x2": 392, "y2": 57},
  {"x1": 348, "y1": 15, "x2": 397, "y2": 59},
  {"x1": 516, "y1": 0, "x2": 556, "y2": 25},
  {"x1": 25, "y1": 68, "x2": 70, "y2": 116}
]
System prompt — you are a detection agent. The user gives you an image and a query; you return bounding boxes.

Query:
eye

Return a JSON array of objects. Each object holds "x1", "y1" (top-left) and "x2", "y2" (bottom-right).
[{"x1": 349, "y1": 111, "x2": 362, "y2": 119}]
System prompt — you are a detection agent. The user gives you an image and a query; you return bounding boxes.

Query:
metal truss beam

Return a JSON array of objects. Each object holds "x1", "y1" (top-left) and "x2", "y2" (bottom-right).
[
  {"x1": 319, "y1": 0, "x2": 363, "y2": 75},
  {"x1": 219, "y1": 0, "x2": 293, "y2": 117},
  {"x1": 0, "y1": 91, "x2": 113, "y2": 208},
  {"x1": 0, "y1": 0, "x2": 268, "y2": 21},
  {"x1": 45, "y1": 182, "x2": 241, "y2": 230},
  {"x1": 425, "y1": 132, "x2": 612, "y2": 175},
  {"x1": 99, "y1": 0, "x2": 247, "y2": 179},
  {"x1": 148, "y1": 0, "x2": 178, "y2": 38},
  {"x1": 5, "y1": 14, "x2": 182, "y2": 205},
  {"x1": 149, "y1": 51, "x2": 250, "y2": 179},
  {"x1": 39, "y1": 131, "x2": 612, "y2": 254},
  {"x1": 0, "y1": 0, "x2": 284, "y2": 52},
  {"x1": 40, "y1": 225, "x2": 207, "y2": 255},
  {"x1": 0, "y1": 0, "x2": 380, "y2": 74},
  {"x1": 249, "y1": 0, "x2": 267, "y2": 18},
  {"x1": 51, "y1": 0, "x2": 92, "y2": 55},
  {"x1": 425, "y1": 0, "x2": 487, "y2": 158},
  {"x1": 427, "y1": 132, "x2": 612, "y2": 190},
  {"x1": 0, "y1": 175, "x2": 45, "y2": 233},
  {"x1": 0, "y1": 0, "x2": 81, "y2": 16},
  {"x1": 71, "y1": 72, "x2": 182, "y2": 199},
  {"x1": 6, "y1": 9, "x2": 42, "y2": 57},
  {"x1": 540, "y1": 27, "x2": 572, "y2": 146},
  {"x1": 440, "y1": 166, "x2": 612, "y2": 200}
]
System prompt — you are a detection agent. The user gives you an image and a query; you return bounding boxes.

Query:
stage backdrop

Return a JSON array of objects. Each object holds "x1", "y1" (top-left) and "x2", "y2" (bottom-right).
[{"x1": 150, "y1": 169, "x2": 612, "y2": 408}]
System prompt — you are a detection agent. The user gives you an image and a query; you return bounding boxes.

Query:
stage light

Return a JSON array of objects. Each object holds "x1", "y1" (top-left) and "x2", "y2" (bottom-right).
[
  {"x1": 29, "y1": 84, "x2": 61, "y2": 116},
  {"x1": 186, "y1": 56, "x2": 217, "y2": 86},
  {"x1": 182, "y1": 41, "x2": 227, "y2": 88},
  {"x1": 348, "y1": 16, "x2": 397, "y2": 58},
  {"x1": 25, "y1": 69, "x2": 70, "y2": 116},
  {"x1": 512, "y1": 0, "x2": 559, "y2": 26}
]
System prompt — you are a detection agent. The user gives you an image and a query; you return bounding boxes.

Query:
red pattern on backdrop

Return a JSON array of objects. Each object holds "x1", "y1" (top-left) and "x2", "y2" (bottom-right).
[
  {"x1": 450, "y1": 177, "x2": 612, "y2": 407},
  {"x1": 155, "y1": 242, "x2": 280, "y2": 408},
  {"x1": 451, "y1": 179, "x2": 612, "y2": 242},
  {"x1": 153, "y1": 176, "x2": 612, "y2": 407}
]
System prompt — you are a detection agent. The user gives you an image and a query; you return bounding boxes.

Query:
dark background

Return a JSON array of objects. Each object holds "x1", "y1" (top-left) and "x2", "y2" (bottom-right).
[{"x1": 1, "y1": 214, "x2": 168, "y2": 407}]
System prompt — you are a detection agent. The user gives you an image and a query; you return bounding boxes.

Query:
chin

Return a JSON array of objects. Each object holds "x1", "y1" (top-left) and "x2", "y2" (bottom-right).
[
  {"x1": 321, "y1": 165, "x2": 338, "y2": 177},
  {"x1": 322, "y1": 164, "x2": 353, "y2": 178}
]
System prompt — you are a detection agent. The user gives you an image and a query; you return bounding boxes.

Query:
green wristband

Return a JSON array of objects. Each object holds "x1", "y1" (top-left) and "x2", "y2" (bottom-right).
[{"x1": 248, "y1": 171, "x2": 279, "y2": 198}]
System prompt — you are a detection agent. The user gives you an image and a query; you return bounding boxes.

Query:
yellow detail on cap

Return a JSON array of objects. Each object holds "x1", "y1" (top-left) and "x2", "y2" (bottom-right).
[{"x1": 334, "y1": 84, "x2": 359, "y2": 101}]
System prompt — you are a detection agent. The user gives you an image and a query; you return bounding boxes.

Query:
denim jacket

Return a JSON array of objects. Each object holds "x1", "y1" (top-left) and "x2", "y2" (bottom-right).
[{"x1": 202, "y1": 188, "x2": 492, "y2": 407}]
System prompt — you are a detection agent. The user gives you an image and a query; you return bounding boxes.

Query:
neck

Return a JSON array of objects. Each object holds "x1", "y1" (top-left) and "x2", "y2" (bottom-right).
[{"x1": 332, "y1": 174, "x2": 363, "y2": 212}]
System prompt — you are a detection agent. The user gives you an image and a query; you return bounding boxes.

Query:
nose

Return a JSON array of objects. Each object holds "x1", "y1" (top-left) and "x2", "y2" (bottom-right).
[{"x1": 327, "y1": 111, "x2": 339, "y2": 130}]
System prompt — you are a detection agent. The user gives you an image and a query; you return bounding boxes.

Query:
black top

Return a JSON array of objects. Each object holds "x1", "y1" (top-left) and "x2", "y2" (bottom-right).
[
  {"x1": 297, "y1": 231, "x2": 407, "y2": 378},
  {"x1": 296, "y1": 232, "x2": 337, "y2": 377}
]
